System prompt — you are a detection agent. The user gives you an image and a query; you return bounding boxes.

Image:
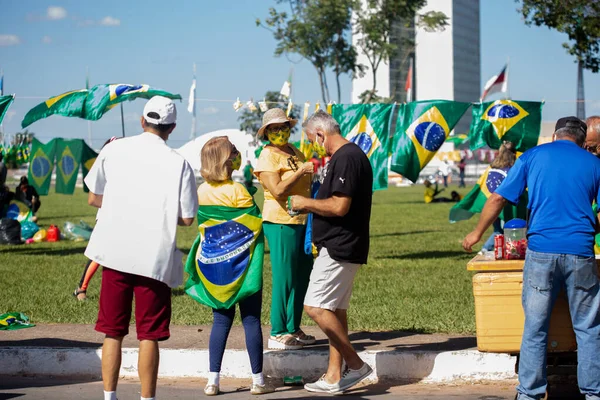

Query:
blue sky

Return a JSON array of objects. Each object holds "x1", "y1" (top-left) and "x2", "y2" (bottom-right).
[{"x1": 0, "y1": 0, "x2": 599, "y2": 148}]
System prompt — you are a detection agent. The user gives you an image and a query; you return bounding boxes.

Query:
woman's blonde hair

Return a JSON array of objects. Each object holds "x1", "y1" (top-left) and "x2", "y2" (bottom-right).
[
  {"x1": 201, "y1": 136, "x2": 234, "y2": 183},
  {"x1": 491, "y1": 141, "x2": 517, "y2": 169}
]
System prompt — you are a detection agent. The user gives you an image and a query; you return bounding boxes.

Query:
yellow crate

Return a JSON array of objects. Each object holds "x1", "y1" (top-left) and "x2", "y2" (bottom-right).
[{"x1": 472, "y1": 271, "x2": 576, "y2": 353}]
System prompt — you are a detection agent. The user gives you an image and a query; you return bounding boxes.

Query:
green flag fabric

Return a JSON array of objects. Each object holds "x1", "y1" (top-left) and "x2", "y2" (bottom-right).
[
  {"x1": 0, "y1": 94, "x2": 15, "y2": 125},
  {"x1": 331, "y1": 104, "x2": 394, "y2": 191},
  {"x1": 0, "y1": 312, "x2": 35, "y2": 331},
  {"x1": 28, "y1": 138, "x2": 57, "y2": 195},
  {"x1": 449, "y1": 166, "x2": 528, "y2": 223},
  {"x1": 390, "y1": 100, "x2": 470, "y2": 183},
  {"x1": 22, "y1": 84, "x2": 181, "y2": 128},
  {"x1": 81, "y1": 142, "x2": 99, "y2": 193},
  {"x1": 185, "y1": 204, "x2": 264, "y2": 310},
  {"x1": 469, "y1": 100, "x2": 543, "y2": 152},
  {"x1": 55, "y1": 139, "x2": 84, "y2": 194}
]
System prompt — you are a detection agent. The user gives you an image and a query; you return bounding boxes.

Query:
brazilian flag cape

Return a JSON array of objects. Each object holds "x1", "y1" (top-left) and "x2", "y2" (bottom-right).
[{"x1": 184, "y1": 204, "x2": 263, "y2": 309}]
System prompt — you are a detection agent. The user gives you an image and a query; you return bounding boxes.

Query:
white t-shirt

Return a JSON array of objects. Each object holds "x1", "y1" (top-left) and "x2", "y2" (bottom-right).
[{"x1": 84, "y1": 132, "x2": 198, "y2": 288}]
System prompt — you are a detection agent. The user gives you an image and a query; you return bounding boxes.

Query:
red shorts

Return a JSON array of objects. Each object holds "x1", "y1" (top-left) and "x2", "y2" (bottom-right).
[{"x1": 96, "y1": 267, "x2": 172, "y2": 341}]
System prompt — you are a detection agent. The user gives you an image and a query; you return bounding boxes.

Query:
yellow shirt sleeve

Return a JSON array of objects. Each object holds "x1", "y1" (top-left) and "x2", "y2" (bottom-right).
[
  {"x1": 254, "y1": 148, "x2": 280, "y2": 176},
  {"x1": 233, "y1": 182, "x2": 254, "y2": 208}
]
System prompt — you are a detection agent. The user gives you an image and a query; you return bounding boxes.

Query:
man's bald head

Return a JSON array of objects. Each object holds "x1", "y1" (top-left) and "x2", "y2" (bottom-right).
[{"x1": 585, "y1": 116, "x2": 600, "y2": 156}]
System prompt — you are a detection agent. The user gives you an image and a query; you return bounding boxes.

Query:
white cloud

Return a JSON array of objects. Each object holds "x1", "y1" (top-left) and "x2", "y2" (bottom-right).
[
  {"x1": 42, "y1": 36, "x2": 52, "y2": 44},
  {"x1": 0, "y1": 35, "x2": 21, "y2": 46},
  {"x1": 100, "y1": 16, "x2": 121, "y2": 26},
  {"x1": 47, "y1": 6, "x2": 67, "y2": 20},
  {"x1": 200, "y1": 107, "x2": 219, "y2": 115}
]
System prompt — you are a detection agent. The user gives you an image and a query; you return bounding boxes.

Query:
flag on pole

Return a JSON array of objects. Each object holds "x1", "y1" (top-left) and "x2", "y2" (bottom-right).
[
  {"x1": 481, "y1": 64, "x2": 508, "y2": 101},
  {"x1": 405, "y1": 57, "x2": 413, "y2": 102},
  {"x1": 0, "y1": 95, "x2": 15, "y2": 125},
  {"x1": 21, "y1": 84, "x2": 181, "y2": 128},
  {"x1": 0, "y1": 70, "x2": 4, "y2": 96},
  {"x1": 469, "y1": 100, "x2": 543, "y2": 152},
  {"x1": 187, "y1": 73, "x2": 196, "y2": 114},
  {"x1": 28, "y1": 138, "x2": 58, "y2": 195},
  {"x1": 55, "y1": 139, "x2": 83, "y2": 194},
  {"x1": 280, "y1": 70, "x2": 292, "y2": 98}
]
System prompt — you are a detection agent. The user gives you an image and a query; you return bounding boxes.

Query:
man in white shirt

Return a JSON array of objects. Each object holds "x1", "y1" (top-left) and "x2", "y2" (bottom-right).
[{"x1": 84, "y1": 96, "x2": 198, "y2": 400}]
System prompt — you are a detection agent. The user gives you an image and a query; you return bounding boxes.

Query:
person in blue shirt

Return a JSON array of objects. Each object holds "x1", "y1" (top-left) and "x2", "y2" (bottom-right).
[{"x1": 463, "y1": 116, "x2": 600, "y2": 400}]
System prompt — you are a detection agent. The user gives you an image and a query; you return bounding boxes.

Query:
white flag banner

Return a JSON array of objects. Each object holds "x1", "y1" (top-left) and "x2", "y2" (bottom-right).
[
  {"x1": 187, "y1": 79, "x2": 196, "y2": 114},
  {"x1": 258, "y1": 100, "x2": 268, "y2": 112}
]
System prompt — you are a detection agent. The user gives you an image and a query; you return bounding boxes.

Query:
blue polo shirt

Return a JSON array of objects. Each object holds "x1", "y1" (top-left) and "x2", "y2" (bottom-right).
[{"x1": 495, "y1": 140, "x2": 600, "y2": 257}]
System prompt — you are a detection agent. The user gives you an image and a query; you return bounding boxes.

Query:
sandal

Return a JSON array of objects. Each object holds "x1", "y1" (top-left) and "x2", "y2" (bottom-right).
[
  {"x1": 73, "y1": 288, "x2": 87, "y2": 301},
  {"x1": 292, "y1": 329, "x2": 316, "y2": 345},
  {"x1": 268, "y1": 334, "x2": 303, "y2": 350}
]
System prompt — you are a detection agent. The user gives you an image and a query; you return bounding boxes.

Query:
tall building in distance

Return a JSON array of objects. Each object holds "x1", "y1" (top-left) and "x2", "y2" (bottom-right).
[{"x1": 352, "y1": 0, "x2": 481, "y2": 133}]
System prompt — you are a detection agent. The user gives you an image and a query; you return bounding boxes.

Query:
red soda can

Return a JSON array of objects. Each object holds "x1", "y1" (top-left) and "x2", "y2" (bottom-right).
[{"x1": 494, "y1": 234, "x2": 505, "y2": 260}]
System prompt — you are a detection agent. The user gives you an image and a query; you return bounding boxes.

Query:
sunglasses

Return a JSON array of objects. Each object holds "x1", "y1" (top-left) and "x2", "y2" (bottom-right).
[{"x1": 266, "y1": 124, "x2": 290, "y2": 134}]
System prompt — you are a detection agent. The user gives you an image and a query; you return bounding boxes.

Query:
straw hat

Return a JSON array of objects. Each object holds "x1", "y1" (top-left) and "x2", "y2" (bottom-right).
[{"x1": 257, "y1": 108, "x2": 297, "y2": 140}]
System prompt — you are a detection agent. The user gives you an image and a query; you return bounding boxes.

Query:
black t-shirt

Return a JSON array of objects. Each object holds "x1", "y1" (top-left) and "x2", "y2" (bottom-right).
[{"x1": 312, "y1": 143, "x2": 373, "y2": 264}]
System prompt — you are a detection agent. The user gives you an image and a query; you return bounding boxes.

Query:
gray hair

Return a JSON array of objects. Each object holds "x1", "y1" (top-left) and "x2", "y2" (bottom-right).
[
  {"x1": 302, "y1": 110, "x2": 341, "y2": 136},
  {"x1": 587, "y1": 116, "x2": 600, "y2": 134},
  {"x1": 555, "y1": 126, "x2": 586, "y2": 147}
]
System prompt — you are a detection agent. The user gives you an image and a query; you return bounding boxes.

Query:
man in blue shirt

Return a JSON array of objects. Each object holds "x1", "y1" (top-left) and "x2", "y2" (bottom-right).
[{"x1": 463, "y1": 117, "x2": 600, "y2": 400}]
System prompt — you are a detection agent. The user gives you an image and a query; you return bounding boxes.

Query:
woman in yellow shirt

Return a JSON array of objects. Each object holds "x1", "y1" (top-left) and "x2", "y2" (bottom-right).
[{"x1": 254, "y1": 108, "x2": 316, "y2": 350}]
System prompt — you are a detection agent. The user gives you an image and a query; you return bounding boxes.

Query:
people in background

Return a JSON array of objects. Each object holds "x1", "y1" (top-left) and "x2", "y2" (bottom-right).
[
  {"x1": 15, "y1": 176, "x2": 41, "y2": 213},
  {"x1": 423, "y1": 180, "x2": 460, "y2": 203}
]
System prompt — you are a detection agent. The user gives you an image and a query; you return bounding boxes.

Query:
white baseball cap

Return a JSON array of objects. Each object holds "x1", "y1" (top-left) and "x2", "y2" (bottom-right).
[{"x1": 143, "y1": 96, "x2": 177, "y2": 125}]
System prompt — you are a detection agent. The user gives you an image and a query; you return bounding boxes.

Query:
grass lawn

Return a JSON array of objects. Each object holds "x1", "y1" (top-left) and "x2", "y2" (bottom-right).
[{"x1": 0, "y1": 184, "x2": 487, "y2": 334}]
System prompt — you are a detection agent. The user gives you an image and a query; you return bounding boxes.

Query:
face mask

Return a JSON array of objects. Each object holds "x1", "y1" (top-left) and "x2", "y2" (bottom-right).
[
  {"x1": 312, "y1": 134, "x2": 327, "y2": 157},
  {"x1": 231, "y1": 153, "x2": 242, "y2": 171},
  {"x1": 267, "y1": 128, "x2": 291, "y2": 146}
]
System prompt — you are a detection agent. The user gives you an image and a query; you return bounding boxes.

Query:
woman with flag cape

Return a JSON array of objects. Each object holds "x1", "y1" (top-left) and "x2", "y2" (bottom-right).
[
  {"x1": 184, "y1": 137, "x2": 274, "y2": 396},
  {"x1": 450, "y1": 141, "x2": 528, "y2": 251}
]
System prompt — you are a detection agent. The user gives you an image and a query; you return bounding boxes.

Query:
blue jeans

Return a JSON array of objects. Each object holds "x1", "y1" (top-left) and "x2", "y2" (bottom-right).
[{"x1": 516, "y1": 250, "x2": 600, "y2": 400}]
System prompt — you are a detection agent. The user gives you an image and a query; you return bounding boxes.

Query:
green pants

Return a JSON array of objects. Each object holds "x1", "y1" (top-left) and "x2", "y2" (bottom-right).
[{"x1": 263, "y1": 222, "x2": 313, "y2": 336}]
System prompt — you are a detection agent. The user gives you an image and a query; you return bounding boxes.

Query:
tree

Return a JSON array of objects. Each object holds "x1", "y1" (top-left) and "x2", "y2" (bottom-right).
[
  {"x1": 238, "y1": 91, "x2": 301, "y2": 144},
  {"x1": 257, "y1": 0, "x2": 359, "y2": 104},
  {"x1": 354, "y1": 0, "x2": 448, "y2": 103},
  {"x1": 518, "y1": 0, "x2": 600, "y2": 72}
]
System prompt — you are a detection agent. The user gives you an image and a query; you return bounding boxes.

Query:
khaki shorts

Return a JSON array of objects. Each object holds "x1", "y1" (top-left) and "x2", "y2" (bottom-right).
[{"x1": 303, "y1": 248, "x2": 361, "y2": 311}]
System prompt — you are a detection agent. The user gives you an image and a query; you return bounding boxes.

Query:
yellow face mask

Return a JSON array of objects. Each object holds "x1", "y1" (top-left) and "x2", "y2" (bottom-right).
[
  {"x1": 267, "y1": 128, "x2": 291, "y2": 146},
  {"x1": 312, "y1": 135, "x2": 327, "y2": 157},
  {"x1": 231, "y1": 153, "x2": 242, "y2": 171}
]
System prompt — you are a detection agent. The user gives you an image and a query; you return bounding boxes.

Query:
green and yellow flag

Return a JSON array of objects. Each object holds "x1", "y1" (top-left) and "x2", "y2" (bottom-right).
[
  {"x1": 391, "y1": 100, "x2": 470, "y2": 183},
  {"x1": 22, "y1": 84, "x2": 181, "y2": 128},
  {"x1": 469, "y1": 100, "x2": 543, "y2": 152},
  {"x1": 331, "y1": 104, "x2": 394, "y2": 191},
  {"x1": 0, "y1": 94, "x2": 14, "y2": 125},
  {"x1": 28, "y1": 138, "x2": 57, "y2": 195},
  {"x1": 81, "y1": 142, "x2": 99, "y2": 193},
  {"x1": 185, "y1": 204, "x2": 264, "y2": 310},
  {"x1": 55, "y1": 139, "x2": 84, "y2": 194},
  {"x1": 449, "y1": 166, "x2": 528, "y2": 223}
]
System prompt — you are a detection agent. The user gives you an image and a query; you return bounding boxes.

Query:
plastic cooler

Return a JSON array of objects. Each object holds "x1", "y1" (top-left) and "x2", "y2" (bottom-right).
[{"x1": 467, "y1": 255, "x2": 589, "y2": 354}]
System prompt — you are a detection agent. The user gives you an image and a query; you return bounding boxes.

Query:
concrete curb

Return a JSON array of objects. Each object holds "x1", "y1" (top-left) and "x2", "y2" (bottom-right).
[{"x1": 0, "y1": 347, "x2": 517, "y2": 383}]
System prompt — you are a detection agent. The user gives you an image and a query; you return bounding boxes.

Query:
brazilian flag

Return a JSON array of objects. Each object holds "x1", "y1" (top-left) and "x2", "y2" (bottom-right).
[
  {"x1": 55, "y1": 139, "x2": 83, "y2": 194},
  {"x1": 390, "y1": 100, "x2": 470, "y2": 183},
  {"x1": 469, "y1": 100, "x2": 543, "y2": 152},
  {"x1": 449, "y1": 166, "x2": 528, "y2": 223},
  {"x1": 0, "y1": 95, "x2": 14, "y2": 125},
  {"x1": 332, "y1": 104, "x2": 394, "y2": 191},
  {"x1": 22, "y1": 84, "x2": 181, "y2": 128},
  {"x1": 28, "y1": 138, "x2": 57, "y2": 195},
  {"x1": 184, "y1": 204, "x2": 264, "y2": 310},
  {"x1": 81, "y1": 142, "x2": 99, "y2": 193}
]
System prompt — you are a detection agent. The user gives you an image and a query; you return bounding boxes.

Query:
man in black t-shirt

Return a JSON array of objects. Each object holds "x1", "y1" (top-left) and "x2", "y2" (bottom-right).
[{"x1": 290, "y1": 110, "x2": 373, "y2": 395}]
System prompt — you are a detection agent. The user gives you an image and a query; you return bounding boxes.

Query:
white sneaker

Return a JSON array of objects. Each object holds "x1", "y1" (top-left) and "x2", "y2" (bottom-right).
[
  {"x1": 334, "y1": 362, "x2": 373, "y2": 393},
  {"x1": 304, "y1": 375, "x2": 340, "y2": 394},
  {"x1": 204, "y1": 384, "x2": 219, "y2": 396}
]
